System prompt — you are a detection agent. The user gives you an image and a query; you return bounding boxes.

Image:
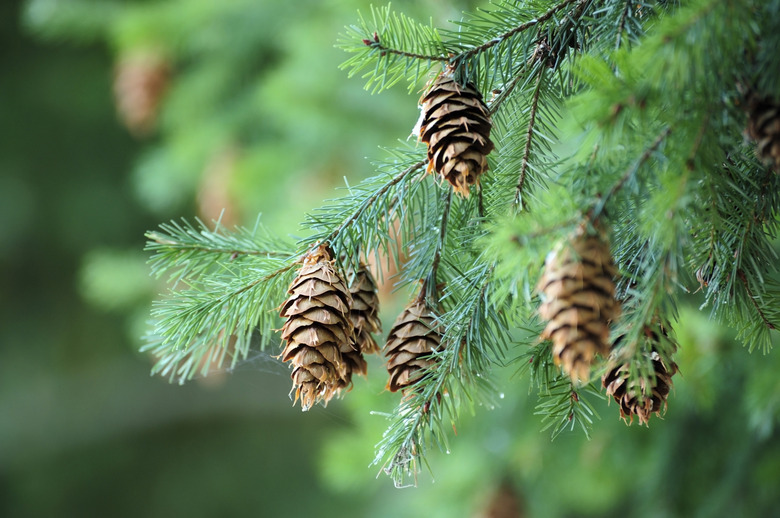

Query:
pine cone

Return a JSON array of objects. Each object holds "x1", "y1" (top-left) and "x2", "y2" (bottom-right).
[
  {"x1": 745, "y1": 91, "x2": 780, "y2": 171},
  {"x1": 418, "y1": 73, "x2": 494, "y2": 196},
  {"x1": 603, "y1": 341, "x2": 678, "y2": 426},
  {"x1": 348, "y1": 264, "x2": 382, "y2": 355},
  {"x1": 279, "y1": 244, "x2": 353, "y2": 410},
  {"x1": 476, "y1": 480, "x2": 525, "y2": 518},
  {"x1": 113, "y1": 50, "x2": 170, "y2": 136},
  {"x1": 384, "y1": 298, "x2": 443, "y2": 393},
  {"x1": 538, "y1": 232, "x2": 620, "y2": 384}
]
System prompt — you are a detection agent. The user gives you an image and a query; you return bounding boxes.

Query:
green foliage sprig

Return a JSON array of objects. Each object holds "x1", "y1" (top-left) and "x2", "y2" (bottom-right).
[{"x1": 143, "y1": 0, "x2": 780, "y2": 486}]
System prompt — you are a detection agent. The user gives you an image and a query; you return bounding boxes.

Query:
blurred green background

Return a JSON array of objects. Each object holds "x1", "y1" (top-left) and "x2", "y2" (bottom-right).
[{"x1": 2, "y1": 0, "x2": 780, "y2": 516}]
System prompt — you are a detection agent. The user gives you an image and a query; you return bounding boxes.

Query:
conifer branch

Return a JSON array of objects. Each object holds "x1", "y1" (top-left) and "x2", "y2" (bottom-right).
[
  {"x1": 453, "y1": 0, "x2": 583, "y2": 66},
  {"x1": 377, "y1": 260, "x2": 501, "y2": 486},
  {"x1": 146, "y1": 232, "x2": 287, "y2": 258},
  {"x1": 589, "y1": 126, "x2": 672, "y2": 221},
  {"x1": 362, "y1": 33, "x2": 449, "y2": 63},
  {"x1": 144, "y1": 253, "x2": 294, "y2": 383},
  {"x1": 427, "y1": 187, "x2": 453, "y2": 296},
  {"x1": 326, "y1": 160, "x2": 426, "y2": 247},
  {"x1": 339, "y1": 6, "x2": 452, "y2": 92},
  {"x1": 514, "y1": 71, "x2": 544, "y2": 210},
  {"x1": 145, "y1": 218, "x2": 294, "y2": 288},
  {"x1": 135, "y1": 0, "x2": 780, "y2": 488},
  {"x1": 615, "y1": 1, "x2": 632, "y2": 49},
  {"x1": 343, "y1": 0, "x2": 592, "y2": 94},
  {"x1": 305, "y1": 158, "x2": 427, "y2": 269},
  {"x1": 738, "y1": 270, "x2": 776, "y2": 331}
]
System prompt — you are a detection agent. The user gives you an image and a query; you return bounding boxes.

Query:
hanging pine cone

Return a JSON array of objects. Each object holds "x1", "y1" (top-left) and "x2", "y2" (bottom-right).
[
  {"x1": 279, "y1": 244, "x2": 354, "y2": 410},
  {"x1": 113, "y1": 50, "x2": 170, "y2": 136},
  {"x1": 418, "y1": 73, "x2": 494, "y2": 196},
  {"x1": 477, "y1": 479, "x2": 525, "y2": 518},
  {"x1": 384, "y1": 297, "x2": 443, "y2": 393},
  {"x1": 602, "y1": 336, "x2": 678, "y2": 425},
  {"x1": 538, "y1": 231, "x2": 620, "y2": 384},
  {"x1": 348, "y1": 263, "x2": 382, "y2": 355},
  {"x1": 744, "y1": 91, "x2": 780, "y2": 171}
]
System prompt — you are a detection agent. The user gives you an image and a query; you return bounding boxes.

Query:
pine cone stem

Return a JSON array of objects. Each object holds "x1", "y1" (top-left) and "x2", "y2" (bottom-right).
[{"x1": 515, "y1": 73, "x2": 542, "y2": 209}]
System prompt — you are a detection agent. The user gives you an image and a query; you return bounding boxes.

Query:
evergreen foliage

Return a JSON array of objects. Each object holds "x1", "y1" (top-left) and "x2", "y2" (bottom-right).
[{"x1": 138, "y1": 0, "x2": 780, "y2": 487}]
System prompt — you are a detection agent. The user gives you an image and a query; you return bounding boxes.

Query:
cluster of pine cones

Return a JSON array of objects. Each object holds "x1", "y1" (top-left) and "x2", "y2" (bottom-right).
[
  {"x1": 281, "y1": 229, "x2": 678, "y2": 426},
  {"x1": 280, "y1": 72, "x2": 680, "y2": 423},
  {"x1": 279, "y1": 244, "x2": 442, "y2": 410},
  {"x1": 537, "y1": 228, "x2": 678, "y2": 425},
  {"x1": 278, "y1": 69, "x2": 494, "y2": 410},
  {"x1": 278, "y1": 73, "x2": 682, "y2": 424}
]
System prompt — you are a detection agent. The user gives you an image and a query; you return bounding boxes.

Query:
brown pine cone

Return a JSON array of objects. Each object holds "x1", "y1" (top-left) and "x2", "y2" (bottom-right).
[
  {"x1": 603, "y1": 345, "x2": 678, "y2": 426},
  {"x1": 348, "y1": 264, "x2": 382, "y2": 355},
  {"x1": 538, "y1": 231, "x2": 620, "y2": 384},
  {"x1": 419, "y1": 73, "x2": 494, "y2": 196},
  {"x1": 279, "y1": 244, "x2": 353, "y2": 410},
  {"x1": 113, "y1": 50, "x2": 170, "y2": 136},
  {"x1": 745, "y1": 91, "x2": 780, "y2": 171},
  {"x1": 384, "y1": 298, "x2": 443, "y2": 393}
]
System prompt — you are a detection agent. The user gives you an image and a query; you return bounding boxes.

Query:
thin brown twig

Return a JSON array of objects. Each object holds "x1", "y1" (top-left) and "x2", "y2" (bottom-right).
[
  {"x1": 321, "y1": 159, "x2": 427, "y2": 249},
  {"x1": 615, "y1": 1, "x2": 631, "y2": 49},
  {"x1": 487, "y1": 68, "x2": 528, "y2": 116},
  {"x1": 587, "y1": 126, "x2": 672, "y2": 222},
  {"x1": 246, "y1": 161, "x2": 427, "y2": 290},
  {"x1": 737, "y1": 270, "x2": 776, "y2": 330},
  {"x1": 454, "y1": 0, "x2": 582, "y2": 65},
  {"x1": 367, "y1": 42, "x2": 449, "y2": 63},
  {"x1": 364, "y1": 0, "x2": 585, "y2": 73},
  {"x1": 427, "y1": 186, "x2": 454, "y2": 301},
  {"x1": 146, "y1": 235, "x2": 287, "y2": 258},
  {"x1": 515, "y1": 71, "x2": 544, "y2": 210}
]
